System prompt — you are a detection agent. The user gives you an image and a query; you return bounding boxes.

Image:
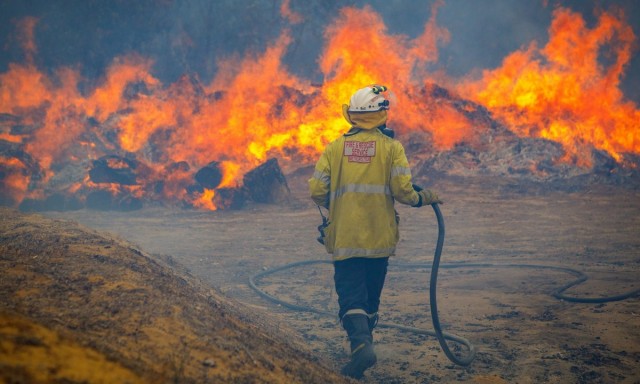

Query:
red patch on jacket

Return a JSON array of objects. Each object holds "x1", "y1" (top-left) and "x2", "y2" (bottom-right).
[{"x1": 344, "y1": 141, "x2": 376, "y2": 163}]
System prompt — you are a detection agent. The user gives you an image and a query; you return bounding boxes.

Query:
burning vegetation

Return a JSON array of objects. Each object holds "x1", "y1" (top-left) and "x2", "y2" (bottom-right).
[{"x1": 1, "y1": 4, "x2": 638, "y2": 212}]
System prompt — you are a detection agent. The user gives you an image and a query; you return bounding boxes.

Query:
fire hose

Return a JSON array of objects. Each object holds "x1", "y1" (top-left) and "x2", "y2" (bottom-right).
[{"x1": 248, "y1": 204, "x2": 640, "y2": 367}]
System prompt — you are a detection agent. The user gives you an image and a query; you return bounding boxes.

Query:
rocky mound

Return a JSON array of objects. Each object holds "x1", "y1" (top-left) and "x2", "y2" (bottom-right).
[{"x1": 0, "y1": 207, "x2": 349, "y2": 384}]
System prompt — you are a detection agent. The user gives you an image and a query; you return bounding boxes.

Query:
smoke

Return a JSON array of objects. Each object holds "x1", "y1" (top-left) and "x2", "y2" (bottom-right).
[
  {"x1": 1, "y1": 1, "x2": 637, "y2": 101},
  {"x1": 12, "y1": 16, "x2": 38, "y2": 65},
  {"x1": 426, "y1": 1, "x2": 551, "y2": 76},
  {"x1": 280, "y1": 0, "x2": 304, "y2": 24}
]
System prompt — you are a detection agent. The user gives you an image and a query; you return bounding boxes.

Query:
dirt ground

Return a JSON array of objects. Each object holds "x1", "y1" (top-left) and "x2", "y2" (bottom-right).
[
  {"x1": 0, "y1": 207, "x2": 353, "y2": 384},
  {"x1": 42, "y1": 173, "x2": 640, "y2": 384}
]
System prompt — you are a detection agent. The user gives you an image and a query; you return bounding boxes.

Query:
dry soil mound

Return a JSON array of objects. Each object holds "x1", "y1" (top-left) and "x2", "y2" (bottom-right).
[{"x1": 0, "y1": 207, "x2": 350, "y2": 384}]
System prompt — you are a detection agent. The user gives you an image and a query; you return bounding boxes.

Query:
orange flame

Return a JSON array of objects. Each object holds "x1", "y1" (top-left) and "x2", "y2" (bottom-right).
[
  {"x1": 312, "y1": 4, "x2": 465, "y2": 148},
  {"x1": 0, "y1": 6, "x2": 638, "y2": 210},
  {"x1": 192, "y1": 188, "x2": 217, "y2": 211},
  {"x1": 460, "y1": 7, "x2": 639, "y2": 166},
  {"x1": 0, "y1": 157, "x2": 30, "y2": 205}
]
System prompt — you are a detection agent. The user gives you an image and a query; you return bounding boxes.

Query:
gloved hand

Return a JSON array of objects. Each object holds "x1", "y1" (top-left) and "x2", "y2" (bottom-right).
[
  {"x1": 418, "y1": 189, "x2": 442, "y2": 205},
  {"x1": 412, "y1": 184, "x2": 442, "y2": 206}
]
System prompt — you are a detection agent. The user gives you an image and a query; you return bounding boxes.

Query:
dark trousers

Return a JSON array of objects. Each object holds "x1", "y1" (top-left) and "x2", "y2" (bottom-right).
[{"x1": 333, "y1": 257, "x2": 389, "y2": 320}]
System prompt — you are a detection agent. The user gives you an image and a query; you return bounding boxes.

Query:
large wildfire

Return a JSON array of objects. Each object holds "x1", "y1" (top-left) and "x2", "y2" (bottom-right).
[{"x1": 1, "y1": 4, "x2": 638, "y2": 211}]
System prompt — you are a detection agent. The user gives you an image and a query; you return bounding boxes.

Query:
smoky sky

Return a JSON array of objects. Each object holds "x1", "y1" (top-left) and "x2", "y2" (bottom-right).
[{"x1": 1, "y1": 0, "x2": 639, "y2": 102}]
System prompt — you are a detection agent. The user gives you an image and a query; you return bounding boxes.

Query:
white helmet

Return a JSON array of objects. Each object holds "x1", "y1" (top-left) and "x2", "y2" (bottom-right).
[{"x1": 347, "y1": 85, "x2": 390, "y2": 113}]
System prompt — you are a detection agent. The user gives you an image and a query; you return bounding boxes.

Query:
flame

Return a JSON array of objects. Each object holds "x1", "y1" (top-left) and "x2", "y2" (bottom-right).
[
  {"x1": 314, "y1": 4, "x2": 481, "y2": 150},
  {"x1": 308, "y1": 3, "x2": 466, "y2": 149},
  {"x1": 192, "y1": 188, "x2": 217, "y2": 211},
  {"x1": 219, "y1": 161, "x2": 241, "y2": 188},
  {"x1": 460, "y1": 7, "x2": 639, "y2": 165},
  {"x1": 0, "y1": 157, "x2": 30, "y2": 205},
  {"x1": 0, "y1": 5, "x2": 638, "y2": 210},
  {"x1": 0, "y1": 63, "x2": 52, "y2": 112},
  {"x1": 86, "y1": 56, "x2": 159, "y2": 122}
]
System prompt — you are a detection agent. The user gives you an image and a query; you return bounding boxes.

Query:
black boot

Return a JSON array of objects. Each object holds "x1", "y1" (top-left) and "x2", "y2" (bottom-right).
[{"x1": 341, "y1": 314, "x2": 377, "y2": 379}]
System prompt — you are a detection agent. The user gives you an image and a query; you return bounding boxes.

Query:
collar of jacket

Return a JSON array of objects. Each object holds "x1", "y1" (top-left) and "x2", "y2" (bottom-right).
[{"x1": 344, "y1": 127, "x2": 363, "y2": 136}]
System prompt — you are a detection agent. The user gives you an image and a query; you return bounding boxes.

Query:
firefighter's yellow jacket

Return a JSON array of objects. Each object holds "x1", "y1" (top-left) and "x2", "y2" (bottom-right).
[{"x1": 309, "y1": 128, "x2": 420, "y2": 261}]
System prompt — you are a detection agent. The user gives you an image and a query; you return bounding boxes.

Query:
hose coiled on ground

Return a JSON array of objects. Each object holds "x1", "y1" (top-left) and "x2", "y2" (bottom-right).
[{"x1": 248, "y1": 204, "x2": 639, "y2": 367}]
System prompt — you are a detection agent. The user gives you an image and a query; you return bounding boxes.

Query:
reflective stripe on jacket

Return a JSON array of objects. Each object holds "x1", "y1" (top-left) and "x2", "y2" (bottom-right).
[{"x1": 309, "y1": 128, "x2": 420, "y2": 261}]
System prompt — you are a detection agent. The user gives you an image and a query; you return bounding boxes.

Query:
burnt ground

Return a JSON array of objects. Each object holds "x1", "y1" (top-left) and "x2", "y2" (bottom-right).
[{"x1": 31, "y1": 173, "x2": 640, "y2": 383}]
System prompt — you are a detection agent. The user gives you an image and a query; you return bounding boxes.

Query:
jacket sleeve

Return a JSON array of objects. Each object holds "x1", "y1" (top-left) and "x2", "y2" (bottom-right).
[
  {"x1": 389, "y1": 141, "x2": 420, "y2": 206},
  {"x1": 309, "y1": 148, "x2": 331, "y2": 208}
]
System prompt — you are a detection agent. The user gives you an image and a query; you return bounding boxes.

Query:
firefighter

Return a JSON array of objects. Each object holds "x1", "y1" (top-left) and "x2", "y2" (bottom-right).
[{"x1": 309, "y1": 85, "x2": 441, "y2": 379}]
